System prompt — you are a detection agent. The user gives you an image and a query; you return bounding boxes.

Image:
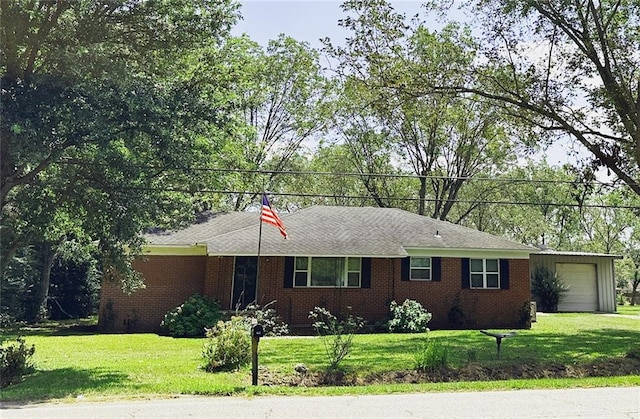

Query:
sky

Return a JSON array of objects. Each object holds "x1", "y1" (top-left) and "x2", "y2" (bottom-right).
[{"x1": 232, "y1": 0, "x2": 431, "y2": 48}]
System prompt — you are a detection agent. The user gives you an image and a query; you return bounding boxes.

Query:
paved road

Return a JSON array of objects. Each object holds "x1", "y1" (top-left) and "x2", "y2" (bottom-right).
[{"x1": 2, "y1": 387, "x2": 639, "y2": 418}]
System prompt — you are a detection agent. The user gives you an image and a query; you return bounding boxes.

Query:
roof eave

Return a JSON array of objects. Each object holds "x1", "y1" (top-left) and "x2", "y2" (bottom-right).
[
  {"x1": 404, "y1": 247, "x2": 534, "y2": 259},
  {"x1": 142, "y1": 244, "x2": 208, "y2": 256}
]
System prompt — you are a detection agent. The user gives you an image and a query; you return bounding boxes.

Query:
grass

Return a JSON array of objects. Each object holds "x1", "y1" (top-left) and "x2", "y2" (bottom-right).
[
  {"x1": 617, "y1": 304, "x2": 640, "y2": 316},
  {"x1": 2, "y1": 313, "x2": 639, "y2": 403}
]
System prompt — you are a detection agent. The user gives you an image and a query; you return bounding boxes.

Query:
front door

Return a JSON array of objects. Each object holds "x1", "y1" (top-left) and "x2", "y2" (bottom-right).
[{"x1": 231, "y1": 256, "x2": 258, "y2": 310}]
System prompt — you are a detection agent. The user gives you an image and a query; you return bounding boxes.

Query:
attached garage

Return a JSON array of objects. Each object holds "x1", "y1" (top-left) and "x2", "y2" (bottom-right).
[
  {"x1": 530, "y1": 250, "x2": 622, "y2": 313},
  {"x1": 555, "y1": 263, "x2": 598, "y2": 311}
]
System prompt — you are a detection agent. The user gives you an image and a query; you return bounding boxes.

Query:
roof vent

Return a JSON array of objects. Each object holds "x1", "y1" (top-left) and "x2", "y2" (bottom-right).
[{"x1": 434, "y1": 230, "x2": 442, "y2": 238}]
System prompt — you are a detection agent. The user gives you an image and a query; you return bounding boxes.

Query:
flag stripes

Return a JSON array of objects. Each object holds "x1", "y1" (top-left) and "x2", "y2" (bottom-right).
[{"x1": 261, "y1": 194, "x2": 288, "y2": 239}]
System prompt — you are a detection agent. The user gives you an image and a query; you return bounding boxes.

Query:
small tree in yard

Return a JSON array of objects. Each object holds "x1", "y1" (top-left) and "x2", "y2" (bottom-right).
[
  {"x1": 309, "y1": 307, "x2": 364, "y2": 370},
  {"x1": 531, "y1": 265, "x2": 569, "y2": 312},
  {"x1": 631, "y1": 271, "x2": 640, "y2": 306},
  {"x1": 626, "y1": 249, "x2": 640, "y2": 306}
]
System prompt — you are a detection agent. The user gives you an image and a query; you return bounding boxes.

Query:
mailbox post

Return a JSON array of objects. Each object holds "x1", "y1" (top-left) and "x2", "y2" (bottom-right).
[{"x1": 251, "y1": 323, "x2": 264, "y2": 385}]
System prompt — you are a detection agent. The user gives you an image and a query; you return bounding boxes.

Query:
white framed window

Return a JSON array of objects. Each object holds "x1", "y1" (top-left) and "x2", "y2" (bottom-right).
[
  {"x1": 470, "y1": 258, "x2": 500, "y2": 289},
  {"x1": 410, "y1": 257, "x2": 431, "y2": 281},
  {"x1": 294, "y1": 257, "x2": 361, "y2": 288}
]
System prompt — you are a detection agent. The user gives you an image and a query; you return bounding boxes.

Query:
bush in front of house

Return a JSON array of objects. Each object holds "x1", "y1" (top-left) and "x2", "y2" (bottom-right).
[
  {"x1": 160, "y1": 294, "x2": 222, "y2": 338},
  {"x1": 387, "y1": 299, "x2": 432, "y2": 333},
  {"x1": 240, "y1": 301, "x2": 289, "y2": 336},
  {"x1": 309, "y1": 306, "x2": 364, "y2": 370},
  {"x1": 531, "y1": 265, "x2": 569, "y2": 312},
  {"x1": 1, "y1": 337, "x2": 36, "y2": 388},
  {"x1": 202, "y1": 316, "x2": 251, "y2": 372}
]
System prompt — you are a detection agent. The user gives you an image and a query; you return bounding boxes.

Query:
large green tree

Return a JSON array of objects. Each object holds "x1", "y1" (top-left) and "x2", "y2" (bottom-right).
[
  {"x1": 326, "y1": 1, "x2": 516, "y2": 221},
  {"x1": 477, "y1": 161, "x2": 590, "y2": 248},
  {"x1": 1, "y1": 0, "x2": 240, "y2": 316},
  {"x1": 199, "y1": 34, "x2": 334, "y2": 211},
  {"x1": 426, "y1": 0, "x2": 640, "y2": 196}
]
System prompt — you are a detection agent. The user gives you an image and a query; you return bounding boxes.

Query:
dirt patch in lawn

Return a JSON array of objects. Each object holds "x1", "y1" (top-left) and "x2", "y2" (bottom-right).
[{"x1": 259, "y1": 357, "x2": 640, "y2": 387}]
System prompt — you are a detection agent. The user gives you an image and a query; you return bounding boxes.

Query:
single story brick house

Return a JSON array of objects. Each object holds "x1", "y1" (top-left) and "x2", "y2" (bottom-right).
[{"x1": 98, "y1": 206, "x2": 539, "y2": 333}]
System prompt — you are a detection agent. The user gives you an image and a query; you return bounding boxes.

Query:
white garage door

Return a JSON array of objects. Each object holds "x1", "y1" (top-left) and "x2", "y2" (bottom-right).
[{"x1": 556, "y1": 263, "x2": 598, "y2": 312}]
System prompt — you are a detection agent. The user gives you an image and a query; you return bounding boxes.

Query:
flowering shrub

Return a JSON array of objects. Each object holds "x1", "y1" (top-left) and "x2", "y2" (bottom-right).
[
  {"x1": 160, "y1": 294, "x2": 222, "y2": 338},
  {"x1": 240, "y1": 301, "x2": 289, "y2": 336},
  {"x1": 202, "y1": 316, "x2": 251, "y2": 372},
  {"x1": 387, "y1": 299, "x2": 432, "y2": 333}
]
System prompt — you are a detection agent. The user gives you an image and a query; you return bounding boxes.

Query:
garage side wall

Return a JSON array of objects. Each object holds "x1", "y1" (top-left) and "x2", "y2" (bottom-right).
[{"x1": 529, "y1": 254, "x2": 616, "y2": 313}]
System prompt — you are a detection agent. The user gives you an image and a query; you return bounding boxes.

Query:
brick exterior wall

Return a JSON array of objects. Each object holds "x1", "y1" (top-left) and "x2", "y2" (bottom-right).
[
  {"x1": 253, "y1": 257, "x2": 531, "y2": 329},
  {"x1": 204, "y1": 256, "x2": 234, "y2": 309},
  {"x1": 98, "y1": 255, "x2": 207, "y2": 333},
  {"x1": 99, "y1": 255, "x2": 531, "y2": 332}
]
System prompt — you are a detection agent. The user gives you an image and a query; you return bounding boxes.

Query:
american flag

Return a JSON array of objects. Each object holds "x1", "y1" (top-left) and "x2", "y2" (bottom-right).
[{"x1": 261, "y1": 194, "x2": 288, "y2": 239}]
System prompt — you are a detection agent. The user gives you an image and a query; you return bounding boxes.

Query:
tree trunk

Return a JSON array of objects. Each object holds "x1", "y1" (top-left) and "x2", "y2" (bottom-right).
[
  {"x1": 27, "y1": 242, "x2": 58, "y2": 322},
  {"x1": 417, "y1": 174, "x2": 427, "y2": 216}
]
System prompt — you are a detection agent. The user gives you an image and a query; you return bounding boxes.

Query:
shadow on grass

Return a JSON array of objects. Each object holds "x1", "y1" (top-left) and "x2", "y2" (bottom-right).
[
  {"x1": 0, "y1": 367, "x2": 130, "y2": 404},
  {"x1": 15, "y1": 324, "x2": 99, "y2": 337},
  {"x1": 274, "y1": 326, "x2": 640, "y2": 372},
  {"x1": 428, "y1": 328, "x2": 639, "y2": 364}
]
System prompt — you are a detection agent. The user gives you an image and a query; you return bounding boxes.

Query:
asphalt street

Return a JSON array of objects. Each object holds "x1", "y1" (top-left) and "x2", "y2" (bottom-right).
[{"x1": 2, "y1": 386, "x2": 639, "y2": 418}]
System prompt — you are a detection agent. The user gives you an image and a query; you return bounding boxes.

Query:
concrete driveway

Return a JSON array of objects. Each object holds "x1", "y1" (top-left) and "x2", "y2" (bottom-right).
[{"x1": 2, "y1": 387, "x2": 639, "y2": 418}]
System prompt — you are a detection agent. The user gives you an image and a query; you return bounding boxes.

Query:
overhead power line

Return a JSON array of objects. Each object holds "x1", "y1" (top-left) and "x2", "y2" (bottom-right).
[
  {"x1": 56, "y1": 160, "x2": 618, "y2": 187},
  {"x1": 118, "y1": 186, "x2": 639, "y2": 210}
]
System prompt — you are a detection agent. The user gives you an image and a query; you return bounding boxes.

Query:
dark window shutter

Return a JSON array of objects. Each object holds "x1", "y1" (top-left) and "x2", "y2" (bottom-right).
[
  {"x1": 361, "y1": 258, "x2": 371, "y2": 288},
  {"x1": 284, "y1": 257, "x2": 294, "y2": 288},
  {"x1": 401, "y1": 257, "x2": 410, "y2": 281},
  {"x1": 432, "y1": 257, "x2": 442, "y2": 282},
  {"x1": 461, "y1": 258, "x2": 470, "y2": 289},
  {"x1": 500, "y1": 259, "x2": 510, "y2": 290}
]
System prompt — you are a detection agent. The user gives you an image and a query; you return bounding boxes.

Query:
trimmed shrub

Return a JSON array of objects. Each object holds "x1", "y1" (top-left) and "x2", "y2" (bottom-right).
[
  {"x1": 202, "y1": 317, "x2": 251, "y2": 372},
  {"x1": 161, "y1": 294, "x2": 222, "y2": 338},
  {"x1": 1, "y1": 337, "x2": 36, "y2": 388},
  {"x1": 531, "y1": 265, "x2": 569, "y2": 312},
  {"x1": 388, "y1": 299, "x2": 432, "y2": 333}
]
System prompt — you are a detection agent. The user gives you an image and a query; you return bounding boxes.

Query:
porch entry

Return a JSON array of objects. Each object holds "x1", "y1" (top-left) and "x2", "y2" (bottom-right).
[{"x1": 231, "y1": 256, "x2": 258, "y2": 310}]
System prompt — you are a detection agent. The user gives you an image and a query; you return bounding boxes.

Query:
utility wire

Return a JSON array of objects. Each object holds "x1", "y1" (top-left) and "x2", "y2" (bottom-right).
[
  {"x1": 56, "y1": 160, "x2": 618, "y2": 187},
  {"x1": 118, "y1": 186, "x2": 640, "y2": 210}
]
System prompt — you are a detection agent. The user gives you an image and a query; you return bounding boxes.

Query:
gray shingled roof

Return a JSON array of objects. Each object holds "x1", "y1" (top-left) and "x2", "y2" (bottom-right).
[
  {"x1": 146, "y1": 206, "x2": 536, "y2": 257},
  {"x1": 145, "y1": 211, "x2": 256, "y2": 245}
]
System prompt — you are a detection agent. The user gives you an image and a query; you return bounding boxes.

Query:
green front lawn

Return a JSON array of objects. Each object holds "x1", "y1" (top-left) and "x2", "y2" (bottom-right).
[
  {"x1": 2, "y1": 313, "x2": 639, "y2": 403},
  {"x1": 617, "y1": 304, "x2": 640, "y2": 316}
]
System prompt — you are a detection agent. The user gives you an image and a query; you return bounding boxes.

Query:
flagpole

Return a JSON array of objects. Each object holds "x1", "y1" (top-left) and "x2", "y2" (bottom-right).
[{"x1": 255, "y1": 192, "x2": 264, "y2": 308}]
